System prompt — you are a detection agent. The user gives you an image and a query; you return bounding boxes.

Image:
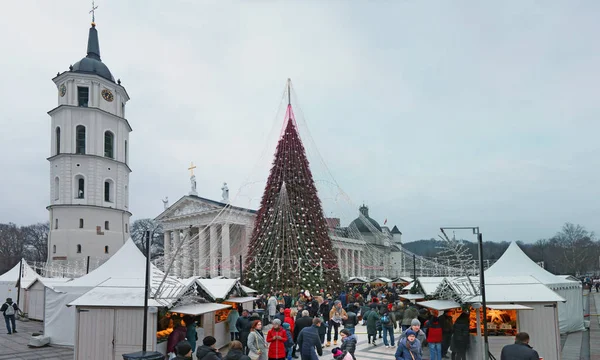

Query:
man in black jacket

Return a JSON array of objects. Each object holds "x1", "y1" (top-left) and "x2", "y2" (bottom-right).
[
  {"x1": 1, "y1": 298, "x2": 19, "y2": 335},
  {"x1": 236, "y1": 310, "x2": 250, "y2": 354},
  {"x1": 293, "y1": 310, "x2": 313, "y2": 358},
  {"x1": 297, "y1": 318, "x2": 324, "y2": 360},
  {"x1": 500, "y1": 332, "x2": 540, "y2": 360}
]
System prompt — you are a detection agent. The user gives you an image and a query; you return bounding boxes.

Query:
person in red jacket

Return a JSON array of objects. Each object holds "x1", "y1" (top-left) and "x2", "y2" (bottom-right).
[
  {"x1": 267, "y1": 319, "x2": 288, "y2": 360},
  {"x1": 166, "y1": 319, "x2": 188, "y2": 358},
  {"x1": 283, "y1": 308, "x2": 295, "y2": 334},
  {"x1": 424, "y1": 315, "x2": 443, "y2": 360}
]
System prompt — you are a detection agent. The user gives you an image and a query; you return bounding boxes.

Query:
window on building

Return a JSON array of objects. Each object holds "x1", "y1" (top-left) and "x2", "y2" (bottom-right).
[
  {"x1": 77, "y1": 87, "x2": 89, "y2": 107},
  {"x1": 75, "y1": 125, "x2": 86, "y2": 154},
  {"x1": 76, "y1": 244, "x2": 82, "y2": 253},
  {"x1": 54, "y1": 177, "x2": 60, "y2": 201},
  {"x1": 79, "y1": 218, "x2": 84, "y2": 228},
  {"x1": 55, "y1": 218, "x2": 58, "y2": 229},
  {"x1": 104, "y1": 246, "x2": 109, "y2": 254},
  {"x1": 125, "y1": 223, "x2": 128, "y2": 233},
  {"x1": 53, "y1": 245, "x2": 56, "y2": 254},
  {"x1": 104, "y1": 180, "x2": 112, "y2": 202},
  {"x1": 105, "y1": 221, "x2": 110, "y2": 230},
  {"x1": 76, "y1": 176, "x2": 85, "y2": 199},
  {"x1": 124, "y1": 140, "x2": 128, "y2": 164},
  {"x1": 122, "y1": 103, "x2": 125, "y2": 117},
  {"x1": 55, "y1": 127, "x2": 61, "y2": 155},
  {"x1": 104, "y1": 131, "x2": 114, "y2": 158}
]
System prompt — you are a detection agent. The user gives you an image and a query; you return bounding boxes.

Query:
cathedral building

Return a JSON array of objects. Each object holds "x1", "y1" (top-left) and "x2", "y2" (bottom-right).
[{"x1": 47, "y1": 22, "x2": 132, "y2": 263}]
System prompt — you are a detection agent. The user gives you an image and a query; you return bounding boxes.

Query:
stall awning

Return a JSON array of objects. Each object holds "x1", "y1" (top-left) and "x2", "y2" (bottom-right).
[
  {"x1": 399, "y1": 294, "x2": 425, "y2": 300},
  {"x1": 169, "y1": 303, "x2": 231, "y2": 316},
  {"x1": 227, "y1": 297, "x2": 258, "y2": 304},
  {"x1": 417, "y1": 300, "x2": 462, "y2": 311},
  {"x1": 487, "y1": 304, "x2": 533, "y2": 310}
]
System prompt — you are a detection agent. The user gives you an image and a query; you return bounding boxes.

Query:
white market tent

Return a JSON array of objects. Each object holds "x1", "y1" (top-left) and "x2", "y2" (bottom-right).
[
  {"x1": 196, "y1": 278, "x2": 239, "y2": 301},
  {"x1": 407, "y1": 277, "x2": 446, "y2": 296},
  {"x1": 0, "y1": 259, "x2": 38, "y2": 310},
  {"x1": 24, "y1": 277, "x2": 72, "y2": 320},
  {"x1": 485, "y1": 242, "x2": 584, "y2": 333},
  {"x1": 44, "y1": 239, "x2": 171, "y2": 346}
]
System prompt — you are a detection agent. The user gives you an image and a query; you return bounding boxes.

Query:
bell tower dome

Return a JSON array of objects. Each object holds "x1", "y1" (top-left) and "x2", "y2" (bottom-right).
[{"x1": 47, "y1": 22, "x2": 132, "y2": 263}]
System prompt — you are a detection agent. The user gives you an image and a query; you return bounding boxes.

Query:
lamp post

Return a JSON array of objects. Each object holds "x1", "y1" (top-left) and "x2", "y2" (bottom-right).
[{"x1": 440, "y1": 226, "x2": 489, "y2": 360}]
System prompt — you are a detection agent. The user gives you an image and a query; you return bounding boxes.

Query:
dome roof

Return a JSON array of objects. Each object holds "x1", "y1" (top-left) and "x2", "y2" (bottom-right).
[
  {"x1": 71, "y1": 24, "x2": 114, "y2": 82},
  {"x1": 349, "y1": 205, "x2": 382, "y2": 233}
]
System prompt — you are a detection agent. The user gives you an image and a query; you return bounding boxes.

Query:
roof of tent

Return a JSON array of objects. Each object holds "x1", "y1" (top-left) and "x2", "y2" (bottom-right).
[
  {"x1": 372, "y1": 277, "x2": 393, "y2": 283},
  {"x1": 61, "y1": 239, "x2": 165, "y2": 288},
  {"x1": 24, "y1": 277, "x2": 72, "y2": 290},
  {"x1": 196, "y1": 278, "x2": 238, "y2": 300},
  {"x1": 413, "y1": 277, "x2": 446, "y2": 295},
  {"x1": 485, "y1": 242, "x2": 575, "y2": 287},
  {"x1": 0, "y1": 259, "x2": 39, "y2": 286},
  {"x1": 241, "y1": 285, "x2": 257, "y2": 294}
]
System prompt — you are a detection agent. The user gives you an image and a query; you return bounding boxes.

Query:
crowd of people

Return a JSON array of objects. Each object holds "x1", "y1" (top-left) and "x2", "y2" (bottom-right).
[{"x1": 163, "y1": 285, "x2": 542, "y2": 360}]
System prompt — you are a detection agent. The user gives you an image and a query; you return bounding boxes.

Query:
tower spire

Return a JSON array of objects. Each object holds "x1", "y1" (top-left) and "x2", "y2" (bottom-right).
[{"x1": 287, "y1": 78, "x2": 291, "y2": 106}]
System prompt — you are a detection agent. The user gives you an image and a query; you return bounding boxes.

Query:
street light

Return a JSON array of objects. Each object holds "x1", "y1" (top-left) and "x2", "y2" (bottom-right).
[{"x1": 440, "y1": 226, "x2": 489, "y2": 360}]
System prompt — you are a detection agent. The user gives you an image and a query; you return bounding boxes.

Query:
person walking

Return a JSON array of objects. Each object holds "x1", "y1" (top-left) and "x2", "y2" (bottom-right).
[
  {"x1": 282, "y1": 322, "x2": 294, "y2": 360},
  {"x1": 292, "y1": 310, "x2": 313, "y2": 359},
  {"x1": 380, "y1": 309, "x2": 397, "y2": 348},
  {"x1": 339, "y1": 329, "x2": 356, "y2": 360},
  {"x1": 224, "y1": 340, "x2": 251, "y2": 360},
  {"x1": 342, "y1": 305, "x2": 358, "y2": 335},
  {"x1": 327, "y1": 300, "x2": 347, "y2": 347},
  {"x1": 228, "y1": 308, "x2": 240, "y2": 341},
  {"x1": 167, "y1": 320, "x2": 188, "y2": 359},
  {"x1": 365, "y1": 304, "x2": 381, "y2": 346},
  {"x1": 247, "y1": 320, "x2": 268, "y2": 360},
  {"x1": 424, "y1": 315, "x2": 443, "y2": 360},
  {"x1": 500, "y1": 332, "x2": 540, "y2": 360},
  {"x1": 401, "y1": 304, "x2": 418, "y2": 332},
  {"x1": 184, "y1": 315, "x2": 199, "y2": 354},
  {"x1": 439, "y1": 310, "x2": 453, "y2": 358},
  {"x1": 268, "y1": 294, "x2": 278, "y2": 322},
  {"x1": 267, "y1": 319, "x2": 288, "y2": 360},
  {"x1": 399, "y1": 319, "x2": 426, "y2": 345},
  {"x1": 297, "y1": 318, "x2": 324, "y2": 360},
  {"x1": 395, "y1": 330, "x2": 422, "y2": 360},
  {"x1": 450, "y1": 313, "x2": 470, "y2": 360},
  {"x1": 1, "y1": 298, "x2": 19, "y2": 335},
  {"x1": 196, "y1": 336, "x2": 223, "y2": 360}
]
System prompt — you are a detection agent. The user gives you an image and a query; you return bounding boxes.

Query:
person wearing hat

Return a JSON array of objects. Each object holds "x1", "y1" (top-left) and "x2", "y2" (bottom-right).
[
  {"x1": 267, "y1": 319, "x2": 288, "y2": 360},
  {"x1": 395, "y1": 329, "x2": 422, "y2": 360},
  {"x1": 331, "y1": 347, "x2": 353, "y2": 360},
  {"x1": 399, "y1": 319, "x2": 426, "y2": 345},
  {"x1": 281, "y1": 322, "x2": 294, "y2": 360},
  {"x1": 196, "y1": 336, "x2": 222, "y2": 360},
  {"x1": 174, "y1": 340, "x2": 193, "y2": 360},
  {"x1": 224, "y1": 340, "x2": 251, "y2": 360},
  {"x1": 1, "y1": 297, "x2": 20, "y2": 335}
]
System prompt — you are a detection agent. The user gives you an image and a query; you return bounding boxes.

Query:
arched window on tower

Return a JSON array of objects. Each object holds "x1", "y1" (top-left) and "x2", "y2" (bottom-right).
[
  {"x1": 75, "y1": 175, "x2": 85, "y2": 199},
  {"x1": 104, "y1": 246, "x2": 109, "y2": 254},
  {"x1": 104, "y1": 131, "x2": 114, "y2": 159},
  {"x1": 54, "y1": 177, "x2": 60, "y2": 201},
  {"x1": 53, "y1": 245, "x2": 56, "y2": 254},
  {"x1": 124, "y1": 140, "x2": 128, "y2": 164},
  {"x1": 76, "y1": 244, "x2": 82, "y2": 253},
  {"x1": 55, "y1": 127, "x2": 61, "y2": 155},
  {"x1": 76, "y1": 125, "x2": 86, "y2": 154}
]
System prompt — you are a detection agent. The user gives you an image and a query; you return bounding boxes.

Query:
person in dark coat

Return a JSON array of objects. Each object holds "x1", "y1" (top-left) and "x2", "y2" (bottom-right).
[
  {"x1": 500, "y1": 332, "x2": 540, "y2": 360},
  {"x1": 275, "y1": 306, "x2": 286, "y2": 324},
  {"x1": 174, "y1": 341, "x2": 193, "y2": 360},
  {"x1": 438, "y1": 311, "x2": 453, "y2": 358},
  {"x1": 450, "y1": 312, "x2": 470, "y2": 360},
  {"x1": 365, "y1": 304, "x2": 381, "y2": 345},
  {"x1": 293, "y1": 310, "x2": 313, "y2": 358},
  {"x1": 196, "y1": 336, "x2": 223, "y2": 360},
  {"x1": 224, "y1": 340, "x2": 251, "y2": 360},
  {"x1": 1, "y1": 298, "x2": 19, "y2": 335},
  {"x1": 236, "y1": 310, "x2": 251, "y2": 354},
  {"x1": 297, "y1": 318, "x2": 324, "y2": 360},
  {"x1": 167, "y1": 321, "x2": 188, "y2": 357},
  {"x1": 342, "y1": 307, "x2": 358, "y2": 335},
  {"x1": 339, "y1": 329, "x2": 356, "y2": 360}
]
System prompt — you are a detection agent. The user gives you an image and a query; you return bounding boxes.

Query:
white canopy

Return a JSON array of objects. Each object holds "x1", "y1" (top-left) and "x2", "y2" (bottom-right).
[
  {"x1": 412, "y1": 277, "x2": 445, "y2": 296},
  {"x1": 371, "y1": 277, "x2": 393, "y2": 283},
  {"x1": 418, "y1": 300, "x2": 461, "y2": 310},
  {"x1": 227, "y1": 297, "x2": 258, "y2": 304},
  {"x1": 241, "y1": 285, "x2": 258, "y2": 294},
  {"x1": 170, "y1": 303, "x2": 231, "y2": 316},
  {"x1": 196, "y1": 278, "x2": 238, "y2": 300},
  {"x1": 399, "y1": 294, "x2": 425, "y2": 300},
  {"x1": 0, "y1": 259, "x2": 39, "y2": 309},
  {"x1": 485, "y1": 242, "x2": 584, "y2": 333}
]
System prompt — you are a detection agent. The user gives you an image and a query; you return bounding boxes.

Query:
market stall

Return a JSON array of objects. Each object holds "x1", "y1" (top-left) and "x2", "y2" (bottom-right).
[
  {"x1": 399, "y1": 293, "x2": 425, "y2": 303},
  {"x1": 370, "y1": 277, "x2": 393, "y2": 287},
  {"x1": 405, "y1": 276, "x2": 446, "y2": 297},
  {"x1": 0, "y1": 259, "x2": 38, "y2": 312},
  {"x1": 346, "y1": 276, "x2": 370, "y2": 285},
  {"x1": 168, "y1": 303, "x2": 233, "y2": 350}
]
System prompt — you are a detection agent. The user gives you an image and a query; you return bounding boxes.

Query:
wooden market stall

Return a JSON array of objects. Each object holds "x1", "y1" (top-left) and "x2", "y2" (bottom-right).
[{"x1": 167, "y1": 302, "x2": 233, "y2": 351}]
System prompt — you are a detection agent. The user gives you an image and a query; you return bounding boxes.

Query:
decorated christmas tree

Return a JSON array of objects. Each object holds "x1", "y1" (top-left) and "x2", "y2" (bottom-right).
[{"x1": 244, "y1": 82, "x2": 342, "y2": 294}]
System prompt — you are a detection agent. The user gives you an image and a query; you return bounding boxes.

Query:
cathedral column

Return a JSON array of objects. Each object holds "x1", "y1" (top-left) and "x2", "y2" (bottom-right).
[
  {"x1": 357, "y1": 251, "x2": 362, "y2": 277},
  {"x1": 182, "y1": 228, "x2": 191, "y2": 278},
  {"x1": 336, "y1": 248, "x2": 342, "y2": 274},
  {"x1": 209, "y1": 225, "x2": 219, "y2": 278},
  {"x1": 198, "y1": 226, "x2": 208, "y2": 277},
  {"x1": 163, "y1": 231, "x2": 171, "y2": 272},
  {"x1": 343, "y1": 249, "x2": 349, "y2": 278},
  {"x1": 173, "y1": 229, "x2": 181, "y2": 277},
  {"x1": 221, "y1": 223, "x2": 231, "y2": 278}
]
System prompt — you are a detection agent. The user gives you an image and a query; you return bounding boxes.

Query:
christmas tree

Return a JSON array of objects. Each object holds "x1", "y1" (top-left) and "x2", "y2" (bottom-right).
[{"x1": 244, "y1": 83, "x2": 342, "y2": 294}]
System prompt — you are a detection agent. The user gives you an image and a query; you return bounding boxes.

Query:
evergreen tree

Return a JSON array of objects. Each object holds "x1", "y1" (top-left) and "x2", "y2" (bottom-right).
[{"x1": 244, "y1": 101, "x2": 342, "y2": 294}]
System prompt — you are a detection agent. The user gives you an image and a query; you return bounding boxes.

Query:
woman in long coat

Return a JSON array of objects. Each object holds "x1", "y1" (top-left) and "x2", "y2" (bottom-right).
[{"x1": 247, "y1": 320, "x2": 268, "y2": 360}]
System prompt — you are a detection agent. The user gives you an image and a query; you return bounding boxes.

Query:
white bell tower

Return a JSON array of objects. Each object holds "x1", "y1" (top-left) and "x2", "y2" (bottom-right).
[{"x1": 47, "y1": 20, "x2": 132, "y2": 263}]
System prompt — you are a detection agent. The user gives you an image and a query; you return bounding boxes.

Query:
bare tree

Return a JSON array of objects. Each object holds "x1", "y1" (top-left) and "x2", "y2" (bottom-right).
[
  {"x1": 21, "y1": 222, "x2": 49, "y2": 262},
  {"x1": 0, "y1": 223, "x2": 25, "y2": 274},
  {"x1": 549, "y1": 223, "x2": 597, "y2": 275},
  {"x1": 130, "y1": 218, "x2": 164, "y2": 259}
]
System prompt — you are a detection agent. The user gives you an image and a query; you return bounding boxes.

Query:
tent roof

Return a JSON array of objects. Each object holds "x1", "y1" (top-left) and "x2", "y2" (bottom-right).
[
  {"x1": 485, "y1": 242, "x2": 572, "y2": 286},
  {"x1": 418, "y1": 300, "x2": 462, "y2": 310},
  {"x1": 372, "y1": 277, "x2": 393, "y2": 283},
  {"x1": 170, "y1": 303, "x2": 231, "y2": 316},
  {"x1": 241, "y1": 285, "x2": 257, "y2": 294},
  {"x1": 0, "y1": 259, "x2": 38, "y2": 285},
  {"x1": 63, "y1": 239, "x2": 165, "y2": 288},
  {"x1": 196, "y1": 279, "x2": 238, "y2": 300},
  {"x1": 414, "y1": 277, "x2": 445, "y2": 295},
  {"x1": 24, "y1": 277, "x2": 72, "y2": 290},
  {"x1": 346, "y1": 277, "x2": 369, "y2": 283}
]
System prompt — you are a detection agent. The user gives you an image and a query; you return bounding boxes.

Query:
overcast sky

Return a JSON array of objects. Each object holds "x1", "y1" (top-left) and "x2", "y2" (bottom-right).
[{"x1": 1, "y1": 1, "x2": 599, "y2": 243}]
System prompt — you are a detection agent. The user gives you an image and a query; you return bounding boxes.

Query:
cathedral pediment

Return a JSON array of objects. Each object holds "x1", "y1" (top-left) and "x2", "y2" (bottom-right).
[{"x1": 156, "y1": 196, "x2": 221, "y2": 220}]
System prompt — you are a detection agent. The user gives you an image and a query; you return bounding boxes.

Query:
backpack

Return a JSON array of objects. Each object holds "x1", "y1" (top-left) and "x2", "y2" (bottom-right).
[
  {"x1": 5, "y1": 303, "x2": 15, "y2": 316},
  {"x1": 381, "y1": 314, "x2": 390, "y2": 325}
]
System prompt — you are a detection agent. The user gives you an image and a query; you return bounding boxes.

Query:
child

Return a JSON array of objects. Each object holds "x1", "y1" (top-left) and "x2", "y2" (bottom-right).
[
  {"x1": 331, "y1": 347, "x2": 353, "y2": 360},
  {"x1": 339, "y1": 329, "x2": 357, "y2": 360},
  {"x1": 282, "y1": 322, "x2": 294, "y2": 360}
]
